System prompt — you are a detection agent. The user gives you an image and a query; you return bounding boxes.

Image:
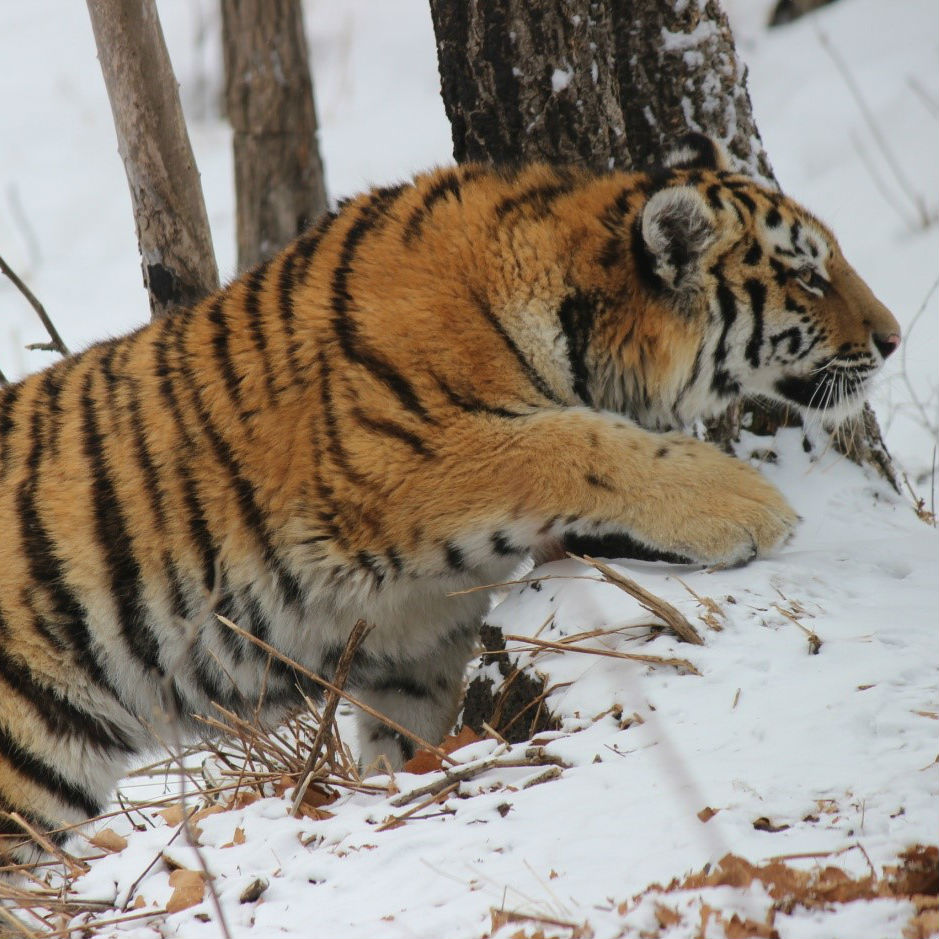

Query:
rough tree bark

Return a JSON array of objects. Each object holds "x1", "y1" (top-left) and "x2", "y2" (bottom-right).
[
  {"x1": 221, "y1": 0, "x2": 328, "y2": 272},
  {"x1": 87, "y1": 0, "x2": 219, "y2": 319},
  {"x1": 430, "y1": 0, "x2": 900, "y2": 738}
]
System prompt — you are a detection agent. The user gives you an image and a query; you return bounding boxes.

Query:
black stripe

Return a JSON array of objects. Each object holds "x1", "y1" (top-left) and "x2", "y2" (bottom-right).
[
  {"x1": 0, "y1": 383, "x2": 21, "y2": 474},
  {"x1": 332, "y1": 324, "x2": 429, "y2": 421},
  {"x1": 245, "y1": 261, "x2": 277, "y2": 399},
  {"x1": 630, "y1": 217, "x2": 666, "y2": 293},
  {"x1": 557, "y1": 290, "x2": 599, "y2": 406},
  {"x1": 156, "y1": 312, "x2": 219, "y2": 593},
  {"x1": 351, "y1": 408, "x2": 433, "y2": 457},
  {"x1": 743, "y1": 242, "x2": 763, "y2": 265},
  {"x1": 0, "y1": 722, "x2": 101, "y2": 819},
  {"x1": 331, "y1": 187, "x2": 436, "y2": 424},
  {"x1": 585, "y1": 473, "x2": 614, "y2": 491},
  {"x1": 0, "y1": 797, "x2": 67, "y2": 848},
  {"x1": 41, "y1": 357, "x2": 80, "y2": 459},
  {"x1": 125, "y1": 375, "x2": 169, "y2": 533},
  {"x1": 16, "y1": 391, "x2": 125, "y2": 695},
  {"x1": 744, "y1": 279, "x2": 767, "y2": 368},
  {"x1": 765, "y1": 207, "x2": 782, "y2": 228},
  {"x1": 705, "y1": 184, "x2": 724, "y2": 210},
  {"x1": 297, "y1": 210, "x2": 338, "y2": 265},
  {"x1": 492, "y1": 531, "x2": 525, "y2": 556},
  {"x1": 366, "y1": 673, "x2": 433, "y2": 700},
  {"x1": 711, "y1": 277, "x2": 741, "y2": 396},
  {"x1": 277, "y1": 247, "x2": 303, "y2": 380},
  {"x1": 173, "y1": 316, "x2": 304, "y2": 609},
  {"x1": 81, "y1": 366, "x2": 164, "y2": 675},
  {"x1": 403, "y1": 171, "x2": 461, "y2": 244},
  {"x1": 494, "y1": 181, "x2": 573, "y2": 220},
  {"x1": 0, "y1": 626, "x2": 134, "y2": 753},
  {"x1": 432, "y1": 372, "x2": 528, "y2": 419},
  {"x1": 732, "y1": 190, "x2": 756, "y2": 213},
  {"x1": 356, "y1": 551, "x2": 385, "y2": 587},
  {"x1": 386, "y1": 546, "x2": 403, "y2": 575},
  {"x1": 472, "y1": 290, "x2": 564, "y2": 406},
  {"x1": 319, "y1": 350, "x2": 365, "y2": 483},
  {"x1": 445, "y1": 542, "x2": 465, "y2": 571},
  {"x1": 208, "y1": 296, "x2": 244, "y2": 414}
]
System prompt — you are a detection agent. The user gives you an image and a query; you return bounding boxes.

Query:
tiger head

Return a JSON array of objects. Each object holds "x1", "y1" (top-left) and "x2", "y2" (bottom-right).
[{"x1": 625, "y1": 134, "x2": 900, "y2": 427}]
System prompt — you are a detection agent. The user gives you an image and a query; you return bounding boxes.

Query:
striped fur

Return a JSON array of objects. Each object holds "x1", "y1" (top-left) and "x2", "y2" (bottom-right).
[{"x1": 0, "y1": 137, "x2": 899, "y2": 859}]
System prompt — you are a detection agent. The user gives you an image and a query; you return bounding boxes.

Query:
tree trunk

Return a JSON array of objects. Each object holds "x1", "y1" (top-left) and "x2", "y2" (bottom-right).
[
  {"x1": 429, "y1": 0, "x2": 897, "y2": 482},
  {"x1": 87, "y1": 0, "x2": 219, "y2": 318},
  {"x1": 221, "y1": 0, "x2": 328, "y2": 272}
]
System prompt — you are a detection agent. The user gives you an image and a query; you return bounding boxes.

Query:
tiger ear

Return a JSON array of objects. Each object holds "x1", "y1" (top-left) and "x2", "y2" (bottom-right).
[
  {"x1": 640, "y1": 186, "x2": 717, "y2": 291},
  {"x1": 664, "y1": 132, "x2": 733, "y2": 173}
]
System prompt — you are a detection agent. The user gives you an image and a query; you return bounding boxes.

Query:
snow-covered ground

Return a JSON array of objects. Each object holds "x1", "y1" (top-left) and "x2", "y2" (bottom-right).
[{"x1": 1, "y1": 0, "x2": 936, "y2": 937}]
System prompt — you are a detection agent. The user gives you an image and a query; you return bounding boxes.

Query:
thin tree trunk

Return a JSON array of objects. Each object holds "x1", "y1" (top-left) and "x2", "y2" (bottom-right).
[
  {"x1": 87, "y1": 0, "x2": 219, "y2": 318},
  {"x1": 221, "y1": 0, "x2": 328, "y2": 272}
]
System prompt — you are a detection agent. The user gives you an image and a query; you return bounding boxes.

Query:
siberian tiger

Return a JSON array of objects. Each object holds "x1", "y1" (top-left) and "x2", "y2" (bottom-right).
[{"x1": 0, "y1": 134, "x2": 899, "y2": 860}]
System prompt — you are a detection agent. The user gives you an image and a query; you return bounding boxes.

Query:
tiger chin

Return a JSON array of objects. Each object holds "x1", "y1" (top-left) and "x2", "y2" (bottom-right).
[{"x1": 0, "y1": 133, "x2": 899, "y2": 861}]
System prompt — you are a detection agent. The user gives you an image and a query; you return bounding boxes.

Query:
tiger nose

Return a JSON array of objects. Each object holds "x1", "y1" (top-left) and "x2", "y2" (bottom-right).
[{"x1": 873, "y1": 332, "x2": 901, "y2": 359}]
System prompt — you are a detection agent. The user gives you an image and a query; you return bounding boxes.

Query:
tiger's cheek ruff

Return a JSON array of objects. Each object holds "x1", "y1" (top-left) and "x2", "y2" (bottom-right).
[{"x1": 0, "y1": 148, "x2": 896, "y2": 860}]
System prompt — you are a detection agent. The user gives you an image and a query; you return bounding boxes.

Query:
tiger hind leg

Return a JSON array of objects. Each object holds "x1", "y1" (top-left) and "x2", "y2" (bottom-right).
[{"x1": 353, "y1": 624, "x2": 478, "y2": 773}]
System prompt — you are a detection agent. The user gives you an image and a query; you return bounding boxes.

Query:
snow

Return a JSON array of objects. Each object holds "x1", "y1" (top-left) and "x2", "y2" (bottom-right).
[
  {"x1": 1, "y1": 0, "x2": 936, "y2": 936},
  {"x1": 552, "y1": 67, "x2": 574, "y2": 93}
]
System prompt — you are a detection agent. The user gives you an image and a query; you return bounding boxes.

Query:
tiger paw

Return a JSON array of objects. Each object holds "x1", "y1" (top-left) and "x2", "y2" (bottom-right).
[{"x1": 630, "y1": 438, "x2": 799, "y2": 566}]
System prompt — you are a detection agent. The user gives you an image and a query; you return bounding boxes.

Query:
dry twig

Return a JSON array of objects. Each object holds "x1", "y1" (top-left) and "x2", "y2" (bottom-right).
[
  {"x1": 0, "y1": 251, "x2": 70, "y2": 356},
  {"x1": 291, "y1": 619, "x2": 373, "y2": 817},
  {"x1": 216, "y1": 614, "x2": 457, "y2": 767},
  {"x1": 569, "y1": 555, "x2": 704, "y2": 645}
]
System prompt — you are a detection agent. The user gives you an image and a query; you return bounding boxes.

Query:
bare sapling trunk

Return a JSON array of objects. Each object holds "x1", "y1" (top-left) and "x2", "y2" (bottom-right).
[
  {"x1": 221, "y1": 0, "x2": 328, "y2": 272},
  {"x1": 87, "y1": 0, "x2": 219, "y2": 318}
]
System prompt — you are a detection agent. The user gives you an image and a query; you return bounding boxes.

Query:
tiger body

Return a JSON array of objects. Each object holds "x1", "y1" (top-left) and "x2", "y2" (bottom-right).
[{"x1": 0, "y1": 136, "x2": 899, "y2": 858}]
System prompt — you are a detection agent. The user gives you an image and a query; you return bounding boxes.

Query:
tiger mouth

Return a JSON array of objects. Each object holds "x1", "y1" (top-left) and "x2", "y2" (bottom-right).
[{"x1": 773, "y1": 366, "x2": 872, "y2": 414}]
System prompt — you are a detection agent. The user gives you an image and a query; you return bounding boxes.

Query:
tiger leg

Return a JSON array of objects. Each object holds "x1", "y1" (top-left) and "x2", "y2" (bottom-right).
[
  {"x1": 401, "y1": 406, "x2": 798, "y2": 570},
  {"x1": 353, "y1": 624, "x2": 477, "y2": 772}
]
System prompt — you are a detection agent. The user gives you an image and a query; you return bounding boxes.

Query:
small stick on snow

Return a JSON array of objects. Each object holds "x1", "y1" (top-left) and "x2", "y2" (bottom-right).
[
  {"x1": 502, "y1": 633, "x2": 700, "y2": 676},
  {"x1": 391, "y1": 749, "x2": 570, "y2": 808},
  {"x1": 569, "y1": 555, "x2": 704, "y2": 645}
]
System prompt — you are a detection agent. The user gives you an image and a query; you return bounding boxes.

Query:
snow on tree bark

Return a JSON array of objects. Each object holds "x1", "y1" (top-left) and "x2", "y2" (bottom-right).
[
  {"x1": 86, "y1": 0, "x2": 219, "y2": 319},
  {"x1": 221, "y1": 0, "x2": 328, "y2": 272}
]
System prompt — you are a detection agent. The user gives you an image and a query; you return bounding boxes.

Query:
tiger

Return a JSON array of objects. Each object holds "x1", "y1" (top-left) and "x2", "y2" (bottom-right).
[{"x1": 0, "y1": 133, "x2": 900, "y2": 862}]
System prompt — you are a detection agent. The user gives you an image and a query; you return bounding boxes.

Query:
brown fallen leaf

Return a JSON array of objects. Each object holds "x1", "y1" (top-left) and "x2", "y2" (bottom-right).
[
  {"x1": 403, "y1": 726, "x2": 483, "y2": 775},
  {"x1": 698, "y1": 806, "x2": 719, "y2": 823},
  {"x1": 88, "y1": 828, "x2": 128, "y2": 853},
  {"x1": 166, "y1": 869, "x2": 206, "y2": 913},
  {"x1": 239, "y1": 877, "x2": 269, "y2": 904},
  {"x1": 723, "y1": 912, "x2": 778, "y2": 938},
  {"x1": 654, "y1": 903, "x2": 681, "y2": 928},
  {"x1": 222, "y1": 826, "x2": 246, "y2": 848},
  {"x1": 156, "y1": 804, "x2": 185, "y2": 827},
  {"x1": 753, "y1": 816, "x2": 790, "y2": 833}
]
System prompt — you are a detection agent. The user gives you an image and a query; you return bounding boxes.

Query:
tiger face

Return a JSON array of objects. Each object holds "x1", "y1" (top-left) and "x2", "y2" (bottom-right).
[{"x1": 622, "y1": 139, "x2": 900, "y2": 428}]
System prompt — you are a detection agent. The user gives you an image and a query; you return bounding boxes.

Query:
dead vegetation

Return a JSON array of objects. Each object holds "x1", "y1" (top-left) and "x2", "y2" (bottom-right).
[{"x1": 1, "y1": 571, "x2": 933, "y2": 938}]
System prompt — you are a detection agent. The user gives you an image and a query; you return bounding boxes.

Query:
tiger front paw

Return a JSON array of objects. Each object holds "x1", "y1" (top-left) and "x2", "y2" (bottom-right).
[{"x1": 631, "y1": 438, "x2": 799, "y2": 566}]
